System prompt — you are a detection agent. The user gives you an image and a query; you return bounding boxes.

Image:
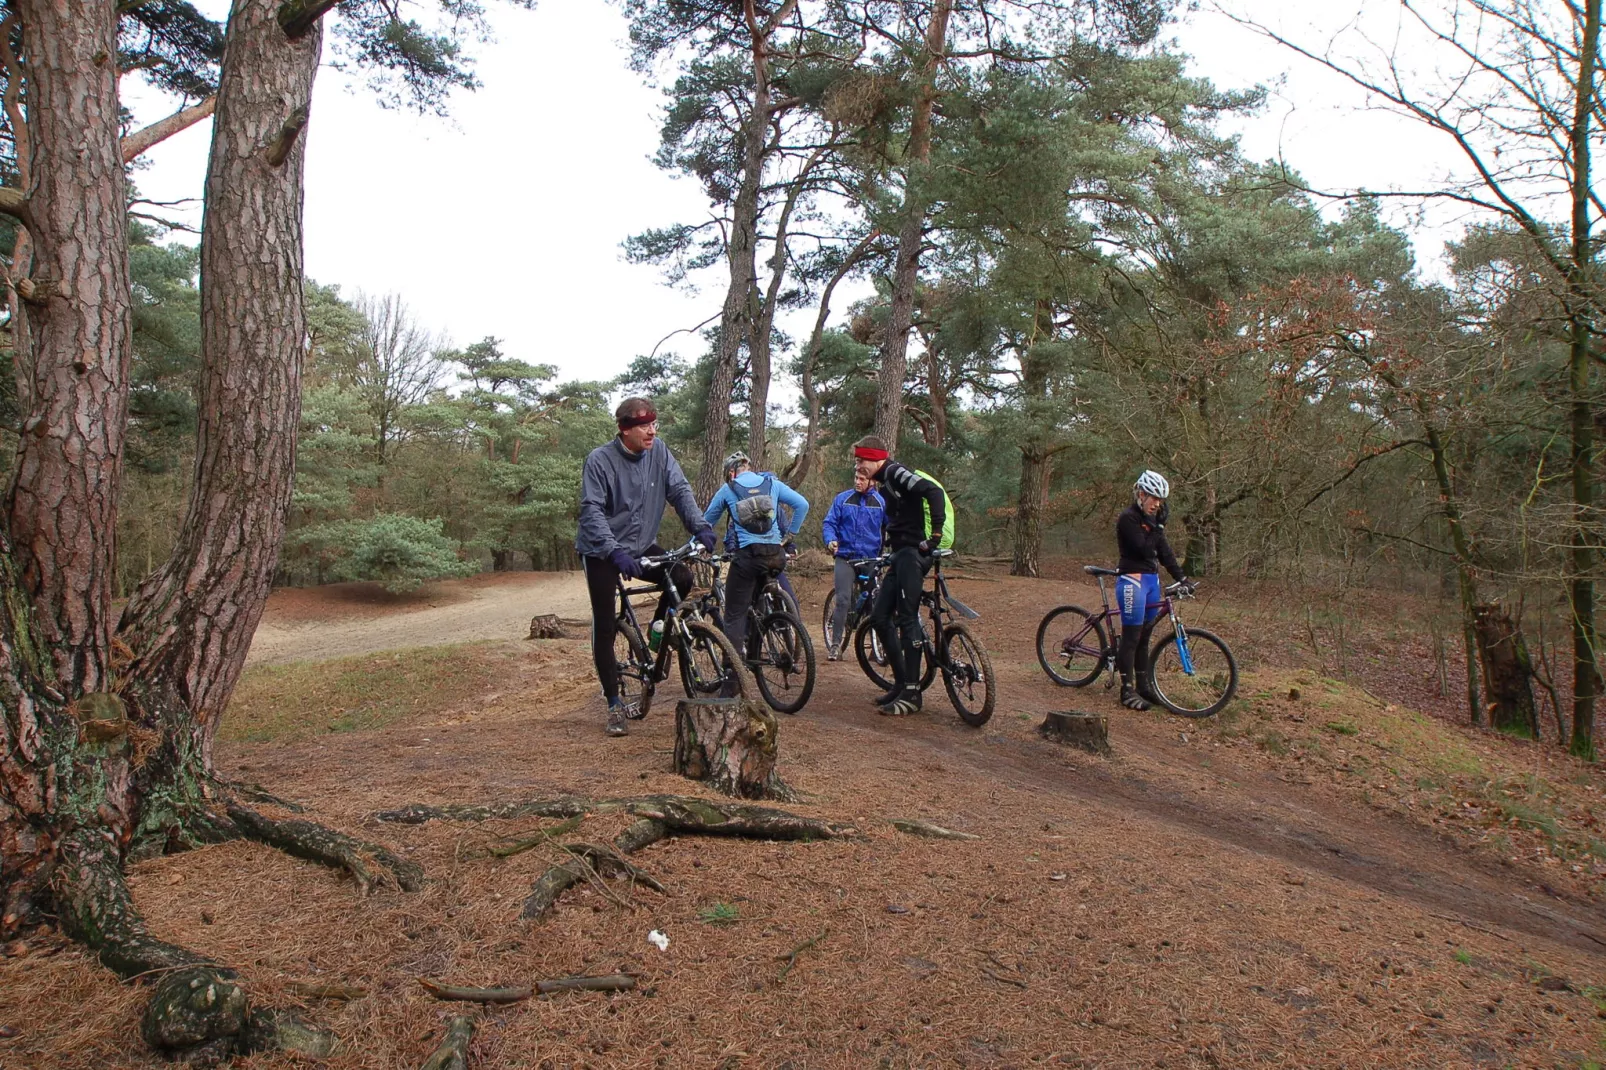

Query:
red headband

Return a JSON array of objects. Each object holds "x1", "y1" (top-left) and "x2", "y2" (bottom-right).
[
  {"x1": 618, "y1": 407, "x2": 658, "y2": 430},
  {"x1": 854, "y1": 446, "x2": 888, "y2": 461}
]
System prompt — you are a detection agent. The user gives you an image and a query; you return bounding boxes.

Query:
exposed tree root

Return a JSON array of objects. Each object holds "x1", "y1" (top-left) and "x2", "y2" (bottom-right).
[
  {"x1": 225, "y1": 801, "x2": 423, "y2": 893},
  {"x1": 375, "y1": 797, "x2": 595, "y2": 826},
  {"x1": 483, "y1": 815, "x2": 584, "y2": 858},
  {"x1": 420, "y1": 974, "x2": 638, "y2": 1003},
  {"x1": 624, "y1": 796, "x2": 859, "y2": 840},
  {"x1": 419, "y1": 1014, "x2": 476, "y2": 1070},
  {"x1": 218, "y1": 779, "x2": 305, "y2": 813},
  {"x1": 518, "y1": 798, "x2": 855, "y2": 921},
  {"x1": 891, "y1": 818, "x2": 981, "y2": 841},
  {"x1": 53, "y1": 829, "x2": 337, "y2": 1061}
]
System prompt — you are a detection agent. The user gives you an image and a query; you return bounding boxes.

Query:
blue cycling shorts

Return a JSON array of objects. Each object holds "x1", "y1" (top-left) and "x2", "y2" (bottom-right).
[{"x1": 1116, "y1": 573, "x2": 1161, "y2": 627}]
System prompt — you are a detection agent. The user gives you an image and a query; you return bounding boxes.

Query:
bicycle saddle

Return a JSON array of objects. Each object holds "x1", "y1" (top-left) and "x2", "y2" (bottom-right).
[{"x1": 1083, "y1": 565, "x2": 1119, "y2": 577}]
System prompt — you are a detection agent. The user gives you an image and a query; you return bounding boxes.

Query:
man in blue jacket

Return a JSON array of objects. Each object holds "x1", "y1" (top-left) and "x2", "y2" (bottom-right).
[
  {"x1": 704, "y1": 451, "x2": 810, "y2": 658},
  {"x1": 577, "y1": 397, "x2": 717, "y2": 737},
  {"x1": 821, "y1": 469, "x2": 885, "y2": 660}
]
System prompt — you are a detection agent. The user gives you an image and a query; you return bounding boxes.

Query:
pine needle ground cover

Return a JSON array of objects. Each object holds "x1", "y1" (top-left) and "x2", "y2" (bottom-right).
[{"x1": 2, "y1": 571, "x2": 1603, "y2": 1068}]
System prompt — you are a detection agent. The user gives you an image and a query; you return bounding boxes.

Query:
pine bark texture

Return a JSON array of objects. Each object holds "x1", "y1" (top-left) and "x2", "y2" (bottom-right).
[
  {"x1": 873, "y1": 0, "x2": 951, "y2": 448},
  {"x1": 673, "y1": 696, "x2": 792, "y2": 800},
  {"x1": 119, "y1": 0, "x2": 323, "y2": 766},
  {"x1": 5, "y1": 0, "x2": 132, "y2": 695}
]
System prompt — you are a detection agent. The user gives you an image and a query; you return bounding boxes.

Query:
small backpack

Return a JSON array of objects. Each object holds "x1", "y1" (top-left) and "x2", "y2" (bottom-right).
[
  {"x1": 726, "y1": 474, "x2": 778, "y2": 535},
  {"x1": 913, "y1": 469, "x2": 956, "y2": 550}
]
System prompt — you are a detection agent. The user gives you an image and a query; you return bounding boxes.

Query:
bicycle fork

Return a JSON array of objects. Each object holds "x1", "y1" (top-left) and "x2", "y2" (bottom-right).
[{"x1": 1166, "y1": 609, "x2": 1197, "y2": 675}]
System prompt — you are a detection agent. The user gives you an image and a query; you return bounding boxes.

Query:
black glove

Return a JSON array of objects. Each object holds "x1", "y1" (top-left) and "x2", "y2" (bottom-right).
[
  {"x1": 917, "y1": 539, "x2": 932, "y2": 555},
  {"x1": 1177, "y1": 576, "x2": 1197, "y2": 596},
  {"x1": 782, "y1": 540, "x2": 797, "y2": 557},
  {"x1": 610, "y1": 548, "x2": 644, "y2": 579},
  {"x1": 694, "y1": 527, "x2": 718, "y2": 553}
]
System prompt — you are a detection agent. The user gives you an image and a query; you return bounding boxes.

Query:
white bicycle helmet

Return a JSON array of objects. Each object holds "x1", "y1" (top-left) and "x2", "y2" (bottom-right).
[
  {"x1": 1134, "y1": 469, "x2": 1170, "y2": 500},
  {"x1": 723, "y1": 451, "x2": 750, "y2": 476}
]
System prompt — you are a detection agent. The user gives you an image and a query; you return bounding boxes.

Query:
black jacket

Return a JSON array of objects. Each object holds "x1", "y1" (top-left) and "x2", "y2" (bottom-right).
[
  {"x1": 1116, "y1": 502, "x2": 1183, "y2": 579},
  {"x1": 874, "y1": 460, "x2": 946, "y2": 551}
]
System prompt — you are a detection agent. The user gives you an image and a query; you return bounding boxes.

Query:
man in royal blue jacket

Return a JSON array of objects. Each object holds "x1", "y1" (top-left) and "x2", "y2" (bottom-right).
[{"x1": 820, "y1": 469, "x2": 885, "y2": 660}]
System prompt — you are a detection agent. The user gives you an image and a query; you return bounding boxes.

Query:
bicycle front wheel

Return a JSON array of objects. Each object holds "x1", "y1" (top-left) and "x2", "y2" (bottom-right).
[
  {"x1": 1145, "y1": 626, "x2": 1237, "y2": 718},
  {"x1": 940, "y1": 622, "x2": 995, "y2": 726},
  {"x1": 1035, "y1": 605, "x2": 1108, "y2": 687},
  {"x1": 613, "y1": 616, "x2": 651, "y2": 709},
  {"x1": 749, "y1": 611, "x2": 816, "y2": 714},
  {"x1": 679, "y1": 618, "x2": 750, "y2": 703},
  {"x1": 853, "y1": 617, "x2": 894, "y2": 690}
]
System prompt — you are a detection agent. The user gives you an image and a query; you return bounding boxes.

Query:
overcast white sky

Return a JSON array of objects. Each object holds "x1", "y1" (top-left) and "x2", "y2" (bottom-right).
[{"x1": 123, "y1": 1, "x2": 1495, "y2": 393}]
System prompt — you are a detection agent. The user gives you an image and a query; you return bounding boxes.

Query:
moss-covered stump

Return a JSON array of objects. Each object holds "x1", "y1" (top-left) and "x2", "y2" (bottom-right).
[
  {"x1": 673, "y1": 696, "x2": 791, "y2": 800},
  {"x1": 1039, "y1": 710, "x2": 1110, "y2": 755}
]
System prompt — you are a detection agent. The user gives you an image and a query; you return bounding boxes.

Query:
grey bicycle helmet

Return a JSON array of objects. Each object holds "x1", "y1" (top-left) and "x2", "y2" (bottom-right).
[
  {"x1": 1134, "y1": 469, "x2": 1170, "y2": 500},
  {"x1": 722, "y1": 450, "x2": 751, "y2": 477}
]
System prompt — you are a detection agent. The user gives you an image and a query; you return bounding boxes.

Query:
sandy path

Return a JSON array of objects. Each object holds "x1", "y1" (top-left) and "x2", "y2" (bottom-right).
[{"x1": 245, "y1": 572, "x2": 593, "y2": 665}]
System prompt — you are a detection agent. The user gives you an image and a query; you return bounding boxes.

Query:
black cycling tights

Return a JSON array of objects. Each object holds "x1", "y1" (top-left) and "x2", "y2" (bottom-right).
[
  {"x1": 1117, "y1": 622, "x2": 1157, "y2": 682},
  {"x1": 870, "y1": 546, "x2": 929, "y2": 692}
]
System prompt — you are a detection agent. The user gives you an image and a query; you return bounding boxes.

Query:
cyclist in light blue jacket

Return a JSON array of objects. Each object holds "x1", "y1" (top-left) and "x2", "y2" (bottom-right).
[{"x1": 704, "y1": 452, "x2": 809, "y2": 655}]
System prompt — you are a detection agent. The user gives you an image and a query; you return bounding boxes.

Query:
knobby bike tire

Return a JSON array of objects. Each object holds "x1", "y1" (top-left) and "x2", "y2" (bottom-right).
[
  {"x1": 678, "y1": 618, "x2": 750, "y2": 703},
  {"x1": 853, "y1": 616, "x2": 936, "y2": 691},
  {"x1": 1145, "y1": 626, "x2": 1238, "y2": 718},
  {"x1": 940, "y1": 622, "x2": 995, "y2": 726},
  {"x1": 821, "y1": 589, "x2": 840, "y2": 652},
  {"x1": 853, "y1": 616, "x2": 894, "y2": 690},
  {"x1": 749, "y1": 611, "x2": 816, "y2": 714},
  {"x1": 612, "y1": 615, "x2": 653, "y2": 713},
  {"x1": 1035, "y1": 605, "x2": 1109, "y2": 688}
]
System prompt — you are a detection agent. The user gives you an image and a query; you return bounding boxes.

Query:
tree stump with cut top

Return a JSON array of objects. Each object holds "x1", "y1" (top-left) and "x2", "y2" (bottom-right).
[
  {"x1": 674, "y1": 697, "x2": 793, "y2": 801},
  {"x1": 1039, "y1": 711, "x2": 1110, "y2": 755},
  {"x1": 527, "y1": 614, "x2": 567, "y2": 639}
]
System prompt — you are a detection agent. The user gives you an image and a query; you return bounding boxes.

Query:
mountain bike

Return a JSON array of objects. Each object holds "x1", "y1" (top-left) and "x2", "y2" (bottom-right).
[
  {"x1": 611, "y1": 540, "x2": 748, "y2": 718},
  {"x1": 1035, "y1": 565, "x2": 1238, "y2": 718},
  {"x1": 852, "y1": 549, "x2": 995, "y2": 726},
  {"x1": 692, "y1": 551, "x2": 816, "y2": 714},
  {"x1": 821, "y1": 554, "x2": 887, "y2": 664}
]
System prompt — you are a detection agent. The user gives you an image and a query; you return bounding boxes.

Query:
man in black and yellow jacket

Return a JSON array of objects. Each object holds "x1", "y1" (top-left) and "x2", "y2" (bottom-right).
[{"x1": 852, "y1": 435, "x2": 946, "y2": 715}]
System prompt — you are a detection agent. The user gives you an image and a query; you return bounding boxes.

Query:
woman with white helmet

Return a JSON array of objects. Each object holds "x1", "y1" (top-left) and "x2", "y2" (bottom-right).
[{"x1": 1114, "y1": 470, "x2": 1192, "y2": 710}]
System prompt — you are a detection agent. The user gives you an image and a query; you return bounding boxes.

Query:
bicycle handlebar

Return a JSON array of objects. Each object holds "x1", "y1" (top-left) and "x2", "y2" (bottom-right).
[
  {"x1": 638, "y1": 538, "x2": 706, "y2": 570},
  {"x1": 1165, "y1": 579, "x2": 1199, "y2": 599}
]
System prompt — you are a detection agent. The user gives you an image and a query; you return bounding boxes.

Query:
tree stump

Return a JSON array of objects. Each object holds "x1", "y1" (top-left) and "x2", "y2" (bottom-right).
[
  {"x1": 674, "y1": 698, "x2": 792, "y2": 801},
  {"x1": 527, "y1": 614, "x2": 568, "y2": 640},
  {"x1": 1039, "y1": 711, "x2": 1110, "y2": 755},
  {"x1": 1473, "y1": 602, "x2": 1539, "y2": 738}
]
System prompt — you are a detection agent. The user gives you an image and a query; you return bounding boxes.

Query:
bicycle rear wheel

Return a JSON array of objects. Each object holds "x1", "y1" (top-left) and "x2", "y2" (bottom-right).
[
  {"x1": 853, "y1": 617, "x2": 894, "y2": 690},
  {"x1": 940, "y1": 622, "x2": 995, "y2": 726},
  {"x1": 678, "y1": 618, "x2": 749, "y2": 702},
  {"x1": 749, "y1": 611, "x2": 816, "y2": 714},
  {"x1": 821, "y1": 589, "x2": 840, "y2": 651},
  {"x1": 1145, "y1": 626, "x2": 1237, "y2": 718},
  {"x1": 1035, "y1": 605, "x2": 1109, "y2": 687}
]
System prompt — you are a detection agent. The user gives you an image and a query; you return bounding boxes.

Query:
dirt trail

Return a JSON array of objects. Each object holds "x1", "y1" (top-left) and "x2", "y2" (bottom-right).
[
  {"x1": 244, "y1": 569, "x2": 1606, "y2": 955},
  {"x1": 245, "y1": 572, "x2": 592, "y2": 665}
]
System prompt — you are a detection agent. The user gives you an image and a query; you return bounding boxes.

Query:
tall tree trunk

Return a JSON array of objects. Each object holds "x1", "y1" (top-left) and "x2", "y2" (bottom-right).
[
  {"x1": 1567, "y1": 0, "x2": 1601, "y2": 759},
  {"x1": 873, "y1": 0, "x2": 951, "y2": 448},
  {"x1": 789, "y1": 231, "x2": 875, "y2": 487},
  {"x1": 1424, "y1": 422, "x2": 1483, "y2": 726},
  {"x1": 698, "y1": 0, "x2": 798, "y2": 501},
  {"x1": 746, "y1": 141, "x2": 823, "y2": 471},
  {"x1": 1012, "y1": 301, "x2": 1054, "y2": 577},
  {"x1": 4, "y1": 0, "x2": 132, "y2": 695},
  {"x1": 119, "y1": 0, "x2": 323, "y2": 769},
  {"x1": 1474, "y1": 602, "x2": 1539, "y2": 738}
]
